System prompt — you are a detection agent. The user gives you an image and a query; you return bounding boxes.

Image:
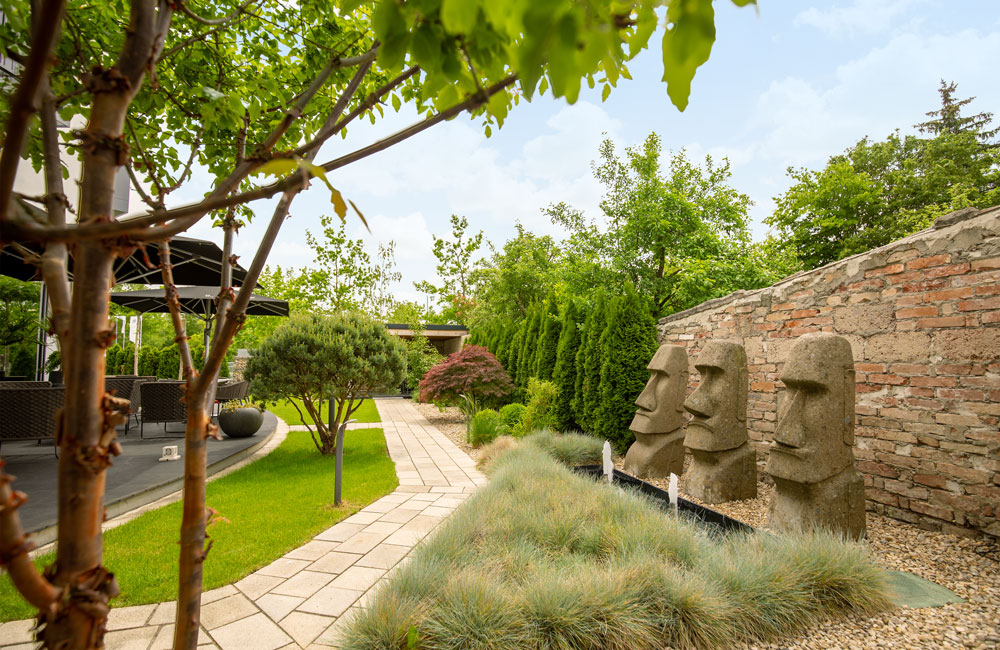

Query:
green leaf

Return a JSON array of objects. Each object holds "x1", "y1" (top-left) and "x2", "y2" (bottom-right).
[
  {"x1": 253, "y1": 158, "x2": 299, "y2": 177},
  {"x1": 406, "y1": 625, "x2": 419, "y2": 649},
  {"x1": 441, "y1": 0, "x2": 478, "y2": 34},
  {"x1": 661, "y1": 0, "x2": 717, "y2": 111},
  {"x1": 392, "y1": 93, "x2": 402, "y2": 112},
  {"x1": 201, "y1": 86, "x2": 224, "y2": 100},
  {"x1": 601, "y1": 83, "x2": 611, "y2": 102}
]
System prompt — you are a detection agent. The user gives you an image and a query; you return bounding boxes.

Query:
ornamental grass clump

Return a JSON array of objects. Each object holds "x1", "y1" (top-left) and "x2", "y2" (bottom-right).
[
  {"x1": 340, "y1": 444, "x2": 892, "y2": 650},
  {"x1": 468, "y1": 409, "x2": 508, "y2": 446}
]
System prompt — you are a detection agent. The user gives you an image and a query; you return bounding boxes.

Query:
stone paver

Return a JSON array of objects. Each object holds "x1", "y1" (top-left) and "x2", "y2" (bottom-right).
[{"x1": 0, "y1": 398, "x2": 483, "y2": 650}]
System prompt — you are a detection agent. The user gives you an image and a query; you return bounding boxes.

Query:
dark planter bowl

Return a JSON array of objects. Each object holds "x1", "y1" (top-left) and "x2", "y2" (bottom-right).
[{"x1": 218, "y1": 407, "x2": 264, "y2": 439}]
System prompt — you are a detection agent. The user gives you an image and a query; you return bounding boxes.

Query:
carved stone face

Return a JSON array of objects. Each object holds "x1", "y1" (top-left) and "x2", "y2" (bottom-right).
[
  {"x1": 629, "y1": 345, "x2": 688, "y2": 434},
  {"x1": 683, "y1": 340, "x2": 748, "y2": 452},
  {"x1": 766, "y1": 333, "x2": 856, "y2": 484}
]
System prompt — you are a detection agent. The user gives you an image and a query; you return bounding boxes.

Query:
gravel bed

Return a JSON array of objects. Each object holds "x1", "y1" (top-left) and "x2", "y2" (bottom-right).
[
  {"x1": 411, "y1": 401, "x2": 481, "y2": 462},
  {"x1": 617, "y1": 456, "x2": 1000, "y2": 649}
]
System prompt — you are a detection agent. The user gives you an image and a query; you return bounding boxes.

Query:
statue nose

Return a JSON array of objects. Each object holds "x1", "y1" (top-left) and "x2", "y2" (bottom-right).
[
  {"x1": 635, "y1": 377, "x2": 657, "y2": 410},
  {"x1": 684, "y1": 389, "x2": 710, "y2": 418},
  {"x1": 775, "y1": 391, "x2": 805, "y2": 447}
]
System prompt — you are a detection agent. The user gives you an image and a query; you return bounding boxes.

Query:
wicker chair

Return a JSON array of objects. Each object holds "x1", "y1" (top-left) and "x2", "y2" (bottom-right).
[
  {"x1": 139, "y1": 381, "x2": 187, "y2": 438},
  {"x1": 123, "y1": 376, "x2": 158, "y2": 435},
  {"x1": 0, "y1": 381, "x2": 51, "y2": 388},
  {"x1": 0, "y1": 386, "x2": 65, "y2": 452},
  {"x1": 105, "y1": 375, "x2": 139, "y2": 402},
  {"x1": 213, "y1": 380, "x2": 249, "y2": 414}
]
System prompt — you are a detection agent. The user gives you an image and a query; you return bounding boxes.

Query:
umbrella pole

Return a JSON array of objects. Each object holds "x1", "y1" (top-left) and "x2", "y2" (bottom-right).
[{"x1": 133, "y1": 315, "x2": 141, "y2": 375}]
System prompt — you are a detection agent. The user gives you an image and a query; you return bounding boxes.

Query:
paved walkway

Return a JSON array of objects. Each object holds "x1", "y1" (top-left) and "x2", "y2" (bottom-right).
[{"x1": 0, "y1": 399, "x2": 485, "y2": 650}]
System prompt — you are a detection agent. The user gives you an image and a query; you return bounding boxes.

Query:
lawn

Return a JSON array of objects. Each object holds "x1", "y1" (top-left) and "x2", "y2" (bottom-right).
[
  {"x1": 264, "y1": 397, "x2": 381, "y2": 427},
  {"x1": 341, "y1": 435, "x2": 891, "y2": 650},
  {"x1": 0, "y1": 428, "x2": 398, "y2": 622}
]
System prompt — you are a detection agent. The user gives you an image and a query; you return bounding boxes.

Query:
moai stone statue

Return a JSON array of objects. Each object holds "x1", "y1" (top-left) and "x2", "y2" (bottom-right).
[
  {"x1": 683, "y1": 340, "x2": 757, "y2": 503},
  {"x1": 766, "y1": 332, "x2": 866, "y2": 539},
  {"x1": 623, "y1": 344, "x2": 688, "y2": 478}
]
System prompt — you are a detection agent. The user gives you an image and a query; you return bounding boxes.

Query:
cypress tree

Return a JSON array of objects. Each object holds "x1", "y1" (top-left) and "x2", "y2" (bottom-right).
[
  {"x1": 507, "y1": 321, "x2": 524, "y2": 387},
  {"x1": 577, "y1": 292, "x2": 608, "y2": 433},
  {"x1": 517, "y1": 303, "x2": 542, "y2": 387},
  {"x1": 534, "y1": 293, "x2": 561, "y2": 381},
  {"x1": 552, "y1": 300, "x2": 582, "y2": 431},
  {"x1": 594, "y1": 284, "x2": 659, "y2": 452}
]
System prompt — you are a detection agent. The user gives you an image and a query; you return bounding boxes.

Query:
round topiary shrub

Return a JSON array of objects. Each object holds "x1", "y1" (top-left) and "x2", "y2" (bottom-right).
[
  {"x1": 468, "y1": 409, "x2": 508, "y2": 446},
  {"x1": 498, "y1": 403, "x2": 526, "y2": 429}
]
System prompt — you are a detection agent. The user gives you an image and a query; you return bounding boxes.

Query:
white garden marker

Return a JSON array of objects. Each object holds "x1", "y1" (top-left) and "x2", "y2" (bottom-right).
[
  {"x1": 602, "y1": 441, "x2": 613, "y2": 484},
  {"x1": 159, "y1": 445, "x2": 181, "y2": 462},
  {"x1": 668, "y1": 472, "x2": 679, "y2": 517}
]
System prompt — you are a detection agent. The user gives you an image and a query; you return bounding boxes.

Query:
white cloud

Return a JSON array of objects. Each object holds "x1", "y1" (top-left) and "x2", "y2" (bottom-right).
[{"x1": 795, "y1": 0, "x2": 924, "y2": 38}]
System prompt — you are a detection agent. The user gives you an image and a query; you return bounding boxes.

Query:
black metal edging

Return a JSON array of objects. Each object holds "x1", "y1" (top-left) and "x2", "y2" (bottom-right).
[{"x1": 573, "y1": 465, "x2": 754, "y2": 535}]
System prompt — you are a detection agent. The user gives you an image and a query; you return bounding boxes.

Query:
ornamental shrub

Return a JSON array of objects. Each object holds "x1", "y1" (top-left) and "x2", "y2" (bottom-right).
[
  {"x1": 498, "y1": 403, "x2": 526, "y2": 429},
  {"x1": 515, "y1": 377, "x2": 558, "y2": 436},
  {"x1": 534, "y1": 294, "x2": 561, "y2": 381},
  {"x1": 468, "y1": 409, "x2": 508, "y2": 446},
  {"x1": 419, "y1": 345, "x2": 513, "y2": 408},
  {"x1": 594, "y1": 284, "x2": 658, "y2": 452},
  {"x1": 137, "y1": 346, "x2": 159, "y2": 376},
  {"x1": 575, "y1": 292, "x2": 607, "y2": 433},
  {"x1": 156, "y1": 344, "x2": 180, "y2": 379},
  {"x1": 247, "y1": 312, "x2": 406, "y2": 454},
  {"x1": 552, "y1": 301, "x2": 581, "y2": 431}
]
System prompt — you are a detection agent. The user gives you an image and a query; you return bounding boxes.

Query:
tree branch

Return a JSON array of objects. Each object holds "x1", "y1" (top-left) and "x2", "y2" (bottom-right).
[
  {"x1": 0, "y1": 0, "x2": 68, "y2": 223},
  {"x1": 175, "y1": 0, "x2": 258, "y2": 26},
  {"x1": 0, "y1": 461, "x2": 60, "y2": 609},
  {"x1": 159, "y1": 241, "x2": 198, "y2": 382}
]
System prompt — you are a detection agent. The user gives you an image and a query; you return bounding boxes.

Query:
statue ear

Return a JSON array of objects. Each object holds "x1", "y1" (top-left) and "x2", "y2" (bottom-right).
[
  {"x1": 737, "y1": 363, "x2": 748, "y2": 422},
  {"x1": 843, "y1": 367, "x2": 856, "y2": 446},
  {"x1": 676, "y1": 369, "x2": 688, "y2": 412}
]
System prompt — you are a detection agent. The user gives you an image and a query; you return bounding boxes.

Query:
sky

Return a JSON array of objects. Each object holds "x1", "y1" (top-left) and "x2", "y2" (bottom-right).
[{"x1": 175, "y1": 0, "x2": 1000, "y2": 308}]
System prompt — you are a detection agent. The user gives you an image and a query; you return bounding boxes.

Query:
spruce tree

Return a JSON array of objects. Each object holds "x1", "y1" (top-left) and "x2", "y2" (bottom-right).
[
  {"x1": 517, "y1": 303, "x2": 543, "y2": 387},
  {"x1": 534, "y1": 293, "x2": 561, "y2": 381},
  {"x1": 577, "y1": 292, "x2": 608, "y2": 433},
  {"x1": 553, "y1": 300, "x2": 582, "y2": 431},
  {"x1": 594, "y1": 284, "x2": 659, "y2": 452}
]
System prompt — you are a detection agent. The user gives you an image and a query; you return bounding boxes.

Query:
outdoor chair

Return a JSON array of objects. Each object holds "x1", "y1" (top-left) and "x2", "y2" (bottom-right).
[
  {"x1": 212, "y1": 379, "x2": 249, "y2": 415},
  {"x1": 123, "y1": 376, "x2": 157, "y2": 435},
  {"x1": 138, "y1": 381, "x2": 187, "y2": 438},
  {"x1": 0, "y1": 385, "x2": 65, "y2": 453},
  {"x1": 105, "y1": 375, "x2": 141, "y2": 403},
  {"x1": 0, "y1": 381, "x2": 51, "y2": 388}
]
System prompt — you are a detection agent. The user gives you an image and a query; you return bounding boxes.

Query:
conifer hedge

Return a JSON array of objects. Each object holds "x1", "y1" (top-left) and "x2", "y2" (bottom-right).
[
  {"x1": 552, "y1": 301, "x2": 581, "y2": 431},
  {"x1": 534, "y1": 294, "x2": 561, "y2": 381},
  {"x1": 575, "y1": 292, "x2": 607, "y2": 434},
  {"x1": 594, "y1": 284, "x2": 658, "y2": 452}
]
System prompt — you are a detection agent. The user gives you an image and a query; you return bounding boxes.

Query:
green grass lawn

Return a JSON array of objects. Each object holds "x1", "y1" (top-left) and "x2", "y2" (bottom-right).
[
  {"x1": 0, "y1": 428, "x2": 397, "y2": 621},
  {"x1": 264, "y1": 397, "x2": 381, "y2": 427}
]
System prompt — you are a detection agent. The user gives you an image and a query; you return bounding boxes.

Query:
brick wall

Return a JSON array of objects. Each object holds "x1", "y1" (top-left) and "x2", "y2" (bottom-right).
[{"x1": 658, "y1": 206, "x2": 1000, "y2": 538}]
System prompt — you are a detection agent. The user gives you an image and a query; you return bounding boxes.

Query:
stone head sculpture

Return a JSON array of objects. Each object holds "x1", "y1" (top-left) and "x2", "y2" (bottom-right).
[
  {"x1": 683, "y1": 340, "x2": 748, "y2": 452},
  {"x1": 630, "y1": 344, "x2": 688, "y2": 435},
  {"x1": 766, "y1": 333, "x2": 856, "y2": 484}
]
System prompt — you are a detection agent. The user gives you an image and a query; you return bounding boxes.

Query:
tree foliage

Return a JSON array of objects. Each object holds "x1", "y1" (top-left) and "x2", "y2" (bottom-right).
[
  {"x1": 534, "y1": 294, "x2": 561, "y2": 381},
  {"x1": 768, "y1": 81, "x2": 1000, "y2": 269},
  {"x1": 594, "y1": 284, "x2": 658, "y2": 452},
  {"x1": 576, "y1": 291, "x2": 608, "y2": 433},
  {"x1": 552, "y1": 300, "x2": 582, "y2": 431},
  {"x1": 246, "y1": 313, "x2": 405, "y2": 454},
  {"x1": 419, "y1": 345, "x2": 513, "y2": 407},
  {"x1": 0, "y1": 277, "x2": 39, "y2": 376},
  {"x1": 414, "y1": 215, "x2": 484, "y2": 323}
]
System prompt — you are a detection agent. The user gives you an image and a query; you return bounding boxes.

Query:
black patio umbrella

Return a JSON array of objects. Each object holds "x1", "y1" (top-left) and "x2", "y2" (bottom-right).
[
  {"x1": 110, "y1": 286, "x2": 289, "y2": 355},
  {"x1": 1, "y1": 235, "x2": 249, "y2": 286}
]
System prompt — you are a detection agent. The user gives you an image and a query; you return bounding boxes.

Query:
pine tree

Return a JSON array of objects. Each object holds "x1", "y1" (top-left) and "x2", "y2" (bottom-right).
[
  {"x1": 534, "y1": 293, "x2": 561, "y2": 381},
  {"x1": 594, "y1": 284, "x2": 659, "y2": 452},
  {"x1": 517, "y1": 302, "x2": 543, "y2": 387},
  {"x1": 552, "y1": 300, "x2": 582, "y2": 431},
  {"x1": 577, "y1": 292, "x2": 608, "y2": 433}
]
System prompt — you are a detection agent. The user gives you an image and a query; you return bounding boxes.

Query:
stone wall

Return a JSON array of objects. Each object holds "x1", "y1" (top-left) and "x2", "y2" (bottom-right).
[{"x1": 658, "y1": 206, "x2": 1000, "y2": 538}]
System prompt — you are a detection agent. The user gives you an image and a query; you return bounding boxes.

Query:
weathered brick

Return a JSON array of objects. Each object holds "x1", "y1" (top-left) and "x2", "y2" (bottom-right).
[
  {"x1": 936, "y1": 388, "x2": 986, "y2": 401},
  {"x1": 983, "y1": 311, "x2": 1000, "y2": 323},
  {"x1": 937, "y1": 462, "x2": 991, "y2": 484},
  {"x1": 865, "y1": 263, "x2": 905, "y2": 277},
  {"x1": 866, "y1": 489, "x2": 898, "y2": 507},
  {"x1": 924, "y1": 262, "x2": 971, "y2": 279},
  {"x1": 935, "y1": 328, "x2": 1000, "y2": 361},
  {"x1": 889, "y1": 363, "x2": 928, "y2": 375},
  {"x1": 868, "y1": 373, "x2": 907, "y2": 385},
  {"x1": 917, "y1": 316, "x2": 966, "y2": 328},
  {"x1": 886, "y1": 271, "x2": 924, "y2": 285},
  {"x1": 925, "y1": 287, "x2": 975, "y2": 301},
  {"x1": 934, "y1": 413, "x2": 981, "y2": 427},
  {"x1": 897, "y1": 306, "x2": 939, "y2": 318},
  {"x1": 885, "y1": 479, "x2": 929, "y2": 499},
  {"x1": 910, "y1": 501, "x2": 952, "y2": 521},
  {"x1": 910, "y1": 376, "x2": 957, "y2": 387},
  {"x1": 907, "y1": 254, "x2": 951, "y2": 270},
  {"x1": 957, "y1": 297, "x2": 1000, "y2": 311},
  {"x1": 914, "y1": 473, "x2": 947, "y2": 489},
  {"x1": 858, "y1": 460, "x2": 899, "y2": 478},
  {"x1": 971, "y1": 256, "x2": 1000, "y2": 271}
]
